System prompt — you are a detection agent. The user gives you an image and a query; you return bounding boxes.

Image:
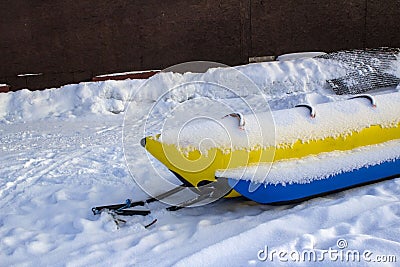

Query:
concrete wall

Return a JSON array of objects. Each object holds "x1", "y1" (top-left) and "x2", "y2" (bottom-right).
[{"x1": 1, "y1": 0, "x2": 400, "y2": 90}]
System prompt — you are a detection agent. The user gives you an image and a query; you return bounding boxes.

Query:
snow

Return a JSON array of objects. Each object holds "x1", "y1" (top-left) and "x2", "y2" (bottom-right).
[
  {"x1": 159, "y1": 91, "x2": 400, "y2": 152},
  {"x1": 276, "y1": 52, "x2": 327, "y2": 61},
  {"x1": 17, "y1": 73, "x2": 43, "y2": 77},
  {"x1": 1, "y1": 57, "x2": 400, "y2": 266},
  {"x1": 217, "y1": 139, "x2": 400, "y2": 185},
  {"x1": 95, "y1": 70, "x2": 161, "y2": 78}
]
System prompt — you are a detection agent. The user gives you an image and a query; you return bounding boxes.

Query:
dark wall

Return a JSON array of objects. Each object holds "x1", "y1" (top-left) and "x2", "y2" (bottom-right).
[
  {"x1": 366, "y1": 0, "x2": 400, "y2": 47},
  {"x1": 251, "y1": 0, "x2": 367, "y2": 55},
  {"x1": 1, "y1": 0, "x2": 400, "y2": 90}
]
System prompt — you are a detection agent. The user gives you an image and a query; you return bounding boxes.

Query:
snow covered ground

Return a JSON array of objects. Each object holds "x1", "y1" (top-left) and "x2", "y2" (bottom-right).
[{"x1": 1, "y1": 57, "x2": 400, "y2": 266}]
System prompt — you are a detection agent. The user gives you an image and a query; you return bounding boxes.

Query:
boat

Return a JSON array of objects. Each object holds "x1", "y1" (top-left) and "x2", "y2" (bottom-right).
[{"x1": 141, "y1": 90, "x2": 400, "y2": 201}]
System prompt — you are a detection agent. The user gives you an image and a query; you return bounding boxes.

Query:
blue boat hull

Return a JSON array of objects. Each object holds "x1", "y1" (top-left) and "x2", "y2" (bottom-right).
[{"x1": 227, "y1": 159, "x2": 400, "y2": 204}]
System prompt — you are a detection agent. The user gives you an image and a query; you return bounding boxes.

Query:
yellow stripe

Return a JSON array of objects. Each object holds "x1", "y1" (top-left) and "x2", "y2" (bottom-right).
[
  {"x1": 144, "y1": 122, "x2": 400, "y2": 198},
  {"x1": 275, "y1": 123, "x2": 400, "y2": 160}
]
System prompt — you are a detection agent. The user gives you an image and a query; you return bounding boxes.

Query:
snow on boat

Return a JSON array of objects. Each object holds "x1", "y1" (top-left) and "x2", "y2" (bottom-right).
[
  {"x1": 142, "y1": 90, "x2": 400, "y2": 200},
  {"x1": 222, "y1": 140, "x2": 400, "y2": 204}
]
